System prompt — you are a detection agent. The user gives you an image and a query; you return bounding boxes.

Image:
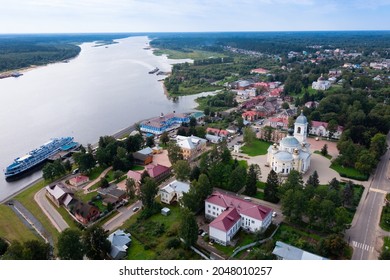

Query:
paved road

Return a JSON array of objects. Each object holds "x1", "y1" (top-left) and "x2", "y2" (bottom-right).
[
  {"x1": 34, "y1": 188, "x2": 69, "y2": 232},
  {"x1": 346, "y1": 133, "x2": 390, "y2": 260},
  {"x1": 103, "y1": 200, "x2": 143, "y2": 232}
]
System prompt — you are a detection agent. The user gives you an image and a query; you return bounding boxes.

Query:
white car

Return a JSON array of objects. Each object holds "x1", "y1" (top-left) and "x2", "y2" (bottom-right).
[{"x1": 272, "y1": 211, "x2": 277, "y2": 218}]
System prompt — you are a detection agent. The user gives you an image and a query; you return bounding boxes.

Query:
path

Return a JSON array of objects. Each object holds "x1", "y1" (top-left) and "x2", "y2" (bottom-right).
[
  {"x1": 103, "y1": 200, "x2": 142, "y2": 232},
  {"x1": 34, "y1": 188, "x2": 69, "y2": 232},
  {"x1": 83, "y1": 166, "x2": 112, "y2": 193}
]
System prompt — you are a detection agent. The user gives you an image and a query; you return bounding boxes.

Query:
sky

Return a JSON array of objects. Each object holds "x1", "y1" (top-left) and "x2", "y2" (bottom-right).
[{"x1": 0, "y1": 0, "x2": 390, "y2": 33}]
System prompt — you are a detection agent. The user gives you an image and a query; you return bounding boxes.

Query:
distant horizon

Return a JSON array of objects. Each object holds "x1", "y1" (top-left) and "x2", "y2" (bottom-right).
[
  {"x1": 1, "y1": 30, "x2": 390, "y2": 35},
  {"x1": 1, "y1": 1, "x2": 390, "y2": 33}
]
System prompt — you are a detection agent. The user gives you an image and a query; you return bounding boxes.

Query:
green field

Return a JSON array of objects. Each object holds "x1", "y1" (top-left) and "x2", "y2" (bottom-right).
[
  {"x1": 153, "y1": 49, "x2": 226, "y2": 60},
  {"x1": 0, "y1": 205, "x2": 38, "y2": 242},
  {"x1": 330, "y1": 163, "x2": 368, "y2": 181},
  {"x1": 175, "y1": 84, "x2": 223, "y2": 96},
  {"x1": 195, "y1": 96, "x2": 231, "y2": 112},
  {"x1": 241, "y1": 140, "x2": 271, "y2": 156},
  {"x1": 14, "y1": 180, "x2": 60, "y2": 244}
]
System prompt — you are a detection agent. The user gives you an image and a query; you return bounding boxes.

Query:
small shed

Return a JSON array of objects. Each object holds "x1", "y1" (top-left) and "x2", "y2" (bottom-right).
[{"x1": 161, "y1": 207, "x2": 171, "y2": 216}]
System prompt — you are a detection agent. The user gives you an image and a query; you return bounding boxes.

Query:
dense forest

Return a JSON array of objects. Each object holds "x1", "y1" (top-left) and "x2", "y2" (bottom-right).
[{"x1": 0, "y1": 33, "x2": 134, "y2": 72}]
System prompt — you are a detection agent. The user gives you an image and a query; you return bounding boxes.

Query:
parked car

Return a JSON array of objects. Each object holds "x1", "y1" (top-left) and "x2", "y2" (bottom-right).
[
  {"x1": 198, "y1": 229, "x2": 204, "y2": 235},
  {"x1": 272, "y1": 211, "x2": 277, "y2": 218},
  {"x1": 132, "y1": 206, "x2": 140, "y2": 212}
]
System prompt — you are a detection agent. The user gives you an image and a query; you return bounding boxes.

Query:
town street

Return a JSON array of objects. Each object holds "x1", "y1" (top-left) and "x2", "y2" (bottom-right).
[
  {"x1": 35, "y1": 188, "x2": 69, "y2": 232},
  {"x1": 103, "y1": 200, "x2": 143, "y2": 232},
  {"x1": 346, "y1": 133, "x2": 390, "y2": 259}
]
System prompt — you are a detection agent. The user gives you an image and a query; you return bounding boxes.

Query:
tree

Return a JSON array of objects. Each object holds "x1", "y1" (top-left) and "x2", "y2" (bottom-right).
[
  {"x1": 167, "y1": 142, "x2": 183, "y2": 165},
  {"x1": 57, "y1": 228, "x2": 84, "y2": 260},
  {"x1": 74, "y1": 153, "x2": 96, "y2": 173},
  {"x1": 263, "y1": 126, "x2": 273, "y2": 142},
  {"x1": 282, "y1": 102, "x2": 290, "y2": 109},
  {"x1": 173, "y1": 160, "x2": 191, "y2": 181},
  {"x1": 343, "y1": 181, "x2": 354, "y2": 207},
  {"x1": 318, "y1": 234, "x2": 348, "y2": 259},
  {"x1": 355, "y1": 150, "x2": 376, "y2": 175},
  {"x1": 82, "y1": 225, "x2": 111, "y2": 260},
  {"x1": 146, "y1": 136, "x2": 155, "y2": 148},
  {"x1": 189, "y1": 116, "x2": 197, "y2": 127},
  {"x1": 379, "y1": 247, "x2": 390, "y2": 260},
  {"x1": 245, "y1": 164, "x2": 259, "y2": 196},
  {"x1": 21, "y1": 240, "x2": 52, "y2": 260},
  {"x1": 189, "y1": 165, "x2": 201, "y2": 181},
  {"x1": 327, "y1": 119, "x2": 338, "y2": 139},
  {"x1": 63, "y1": 160, "x2": 72, "y2": 172},
  {"x1": 280, "y1": 170, "x2": 303, "y2": 195},
  {"x1": 160, "y1": 131, "x2": 170, "y2": 146},
  {"x1": 228, "y1": 165, "x2": 247, "y2": 192},
  {"x1": 306, "y1": 170, "x2": 319, "y2": 188},
  {"x1": 139, "y1": 177, "x2": 158, "y2": 209},
  {"x1": 1, "y1": 241, "x2": 24, "y2": 260},
  {"x1": 100, "y1": 177, "x2": 109, "y2": 188},
  {"x1": 328, "y1": 177, "x2": 340, "y2": 191},
  {"x1": 236, "y1": 116, "x2": 244, "y2": 131},
  {"x1": 318, "y1": 199, "x2": 335, "y2": 230},
  {"x1": 264, "y1": 169, "x2": 280, "y2": 203},
  {"x1": 197, "y1": 173, "x2": 212, "y2": 201},
  {"x1": 243, "y1": 127, "x2": 256, "y2": 147},
  {"x1": 179, "y1": 208, "x2": 198, "y2": 248},
  {"x1": 320, "y1": 144, "x2": 328, "y2": 156},
  {"x1": 0, "y1": 237, "x2": 9, "y2": 256},
  {"x1": 181, "y1": 186, "x2": 201, "y2": 212},
  {"x1": 334, "y1": 207, "x2": 350, "y2": 233},
  {"x1": 125, "y1": 178, "x2": 136, "y2": 199},
  {"x1": 369, "y1": 133, "x2": 387, "y2": 160}
]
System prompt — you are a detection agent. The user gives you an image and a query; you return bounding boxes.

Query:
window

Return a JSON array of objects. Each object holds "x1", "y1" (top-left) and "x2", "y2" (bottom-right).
[
  {"x1": 208, "y1": 210, "x2": 210, "y2": 213},
  {"x1": 251, "y1": 220, "x2": 254, "y2": 224},
  {"x1": 208, "y1": 205, "x2": 210, "y2": 208},
  {"x1": 213, "y1": 206, "x2": 215, "y2": 210},
  {"x1": 297, "y1": 127, "x2": 301, "y2": 134},
  {"x1": 213, "y1": 212, "x2": 215, "y2": 215}
]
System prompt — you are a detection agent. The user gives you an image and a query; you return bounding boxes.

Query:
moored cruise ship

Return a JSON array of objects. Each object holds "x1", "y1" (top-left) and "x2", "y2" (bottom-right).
[{"x1": 4, "y1": 137, "x2": 78, "y2": 179}]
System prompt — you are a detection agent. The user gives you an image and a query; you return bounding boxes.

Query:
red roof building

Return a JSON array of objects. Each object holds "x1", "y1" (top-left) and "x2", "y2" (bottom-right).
[
  {"x1": 145, "y1": 164, "x2": 171, "y2": 181},
  {"x1": 250, "y1": 68, "x2": 269, "y2": 74},
  {"x1": 69, "y1": 175, "x2": 89, "y2": 187},
  {"x1": 206, "y1": 191, "x2": 272, "y2": 246},
  {"x1": 206, "y1": 127, "x2": 229, "y2": 137}
]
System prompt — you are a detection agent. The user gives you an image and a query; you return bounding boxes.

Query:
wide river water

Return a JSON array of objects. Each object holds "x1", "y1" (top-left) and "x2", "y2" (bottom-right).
[{"x1": 0, "y1": 36, "x2": 207, "y2": 201}]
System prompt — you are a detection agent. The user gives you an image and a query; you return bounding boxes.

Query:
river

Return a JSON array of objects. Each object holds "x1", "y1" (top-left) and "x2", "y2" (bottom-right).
[{"x1": 0, "y1": 36, "x2": 208, "y2": 201}]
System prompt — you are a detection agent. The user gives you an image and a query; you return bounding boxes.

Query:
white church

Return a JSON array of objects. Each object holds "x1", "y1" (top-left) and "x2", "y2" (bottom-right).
[{"x1": 267, "y1": 111, "x2": 311, "y2": 175}]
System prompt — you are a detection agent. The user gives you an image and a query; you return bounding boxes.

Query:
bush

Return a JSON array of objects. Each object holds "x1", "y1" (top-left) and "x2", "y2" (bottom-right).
[
  {"x1": 165, "y1": 238, "x2": 181, "y2": 249},
  {"x1": 0, "y1": 237, "x2": 9, "y2": 256}
]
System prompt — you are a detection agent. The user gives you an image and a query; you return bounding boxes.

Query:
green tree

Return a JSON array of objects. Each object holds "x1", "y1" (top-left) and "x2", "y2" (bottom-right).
[
  {"x1": 279, "y1": 170, "x2": 303, "y2": 195},
  {"x1": 139, "y1": 177, "x2": 158, "y2": 209},
  {"x1": 181, "y1": 186, "x2": 201, "y2": 212},
  {"x1": 82, "y1": 225, "x2": 111, "y2": 260},
  {"x1": 100, "y1": 177, "x2": 109, "y2": 188},
  {"x1": 125, "y1": 178, "x2": 136, "y2": 199},
  {"x1": 237, "y1": 116, "x2": 244, "y2": 131},
  {"x1": 197, "y1": 173, "x2": 212, "y2": 201},
  {"x1": 146, "y1": 136, "x2": 155, "y2": 147},
  {"x1": 189, "y1": 165, "x2": 201, "y2": 181},
  {"x1": 320, "y1": 144, "x2": 328, "y2": 156},
  {"x1": 328, "y1": 177, "x2": 340, "y2": 191},
  {"x1": 189, "y1": 116, "x2": 197, "y2": 127},
  {"x1": 173, "y1": 160, "x2": 191, "y2": 181},
  {"x1": 243, "y1": 127, "x2": 256, "y2": 147},
  {"x1": 160, "y1": 131, "x2": 170, "y2": 146},
  {"x1": 370, "y1": 133, "x2": 387, "y2": 160},
  {"x1": 318, "y1": 234, "x2": 348, "y2": 259},
  {"x1": 63, "y1": 160, "x2": 72, "y2": 172},
  {"x1": 263, "y1": 126, "x2": 273, "y2": 142},
  {"x1": 264, "y1": 169, "x2": 280, "y2": 203},
  {"x1": 167, "y1": 142, "x2": 183, "y2": 165},
  {"x1": 228, "y1": 165, "x2": 247, "y2": 192},
  {"x1": 306, "y1": 170, "x2": 319, "y2": 188},
  {"x1": 179, "y1": 208, "x2": 198, "y2": 249},
  {"x1": 282, "y1": 102, "x2": 290, "y2": 109},
  {"x1": 74, "y1": 153, "x2": 96, "y2": 173},
  {"x1": 22, "y1": 240, "x2": 52, "y2": 260},
  {"x1": 327, "y1": 119, "x2": 338, "y2": 139},
  {"x1": 355, "y1": 150, "x2": 375, "y2": 175},
  {"x1": 57, "y1": 228, "x2": 84, "y2": 260},
  {"x1": 1, "y1": 241, "x2": 24, "y2": 260},
  {"x1": 343, "y1": 181, "x2": 354, "y2": 207},
  {"x1": 334, "y1": 207, "x2": 350, "y2": 233},
  {"x1": 245, "y1": 164, "x2": 260, "y2": 196},
  {"x1": 318, "y1": 199, "x2": 335, "y2": 230}
]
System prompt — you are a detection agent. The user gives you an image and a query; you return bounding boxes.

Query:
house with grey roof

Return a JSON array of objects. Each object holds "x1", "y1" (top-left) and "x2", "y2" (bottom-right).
[
  {"x1": 45, "y1": 183, "x2": 74, "y2": 208},
  {"x1": 107, "y1": 229, "x2": 132, "y2": 260},
  {"x1": 272, "y1": 241, "x2": 328, "y2": 260},
  {"x1": 159, "y1": 180, "x2": 190, "y2": 204}
]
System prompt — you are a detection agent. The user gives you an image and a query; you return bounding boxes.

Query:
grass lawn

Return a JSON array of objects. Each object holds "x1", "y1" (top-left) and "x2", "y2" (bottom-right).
[
  {"x1": 380, "y1": 204, "x2": 390, "y2": 231},
  {"x1": 127, "y1": 236, "x2": 156, "y2": 260},
  {"x1": 256, "y1": 181, "x2": 266, "y2": 190},
  {"x1": 0, "y1": 205, "x2": 38, "y2": 242},
  {"x1": 314, "y1": 150, "x2": 332, "y2": 160},
  {"x1": 254, "y1": 190, "x2": 265, "y2": 200},
  {"x1": 14, "y1": 180, "x2": 60, "y2": 244},
  {"x1": 130, "y1": 165, "x2": 144, "y2": 171},
  {"x1": 330, "y1": 163, "x2": 368, "y2": 181},
  {"x1": 153, "y1": 48, "x2": 226, "y2": 60},
  {"x1": 214, "y1": 229, "x2": 259, "y2": 256},
  {"x1": 176, "y1": 84, "x2": 223, "y2": 96},
  {"x1": 238, "y1": 160, "x2": 248, "y2": 169},
  {"x1": 195, "y1": 96, "x2": 231, "y2": 112},
  {"x1": 241, "y1": 140, "x2": 271, "y2": 156},
  {"x1": 88, "y1": 166, "x2": 105, "y2": 181},
  {"x1": 75, "y1": 190, "x2": 99, "y2": 203}
]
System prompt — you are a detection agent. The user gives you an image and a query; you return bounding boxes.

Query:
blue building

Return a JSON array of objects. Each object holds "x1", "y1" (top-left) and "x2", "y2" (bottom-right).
[{"x1": 140, "y1": 112, "x2": 190, "y2": 135}]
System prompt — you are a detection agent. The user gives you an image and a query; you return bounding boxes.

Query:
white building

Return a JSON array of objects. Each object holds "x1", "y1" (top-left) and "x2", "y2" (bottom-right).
[
  {"x1": 176, "y1": 135, "x2": 207, "y2": 160},
  {"x1": 159, "y1": 180, "x2": 190, "y2": 204},
  {"x1": 312, "y1": 74, "x2": 331, "y2": 91},
  {"x1": 205, "y1": 191, "x2": 272, "y2": 246},
  {"x1": 309, "y1": 121, "x2": 344, "y2": 140},
  {"x1": 267, "y1": 111, "x2": 311, "y2": 175}
]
